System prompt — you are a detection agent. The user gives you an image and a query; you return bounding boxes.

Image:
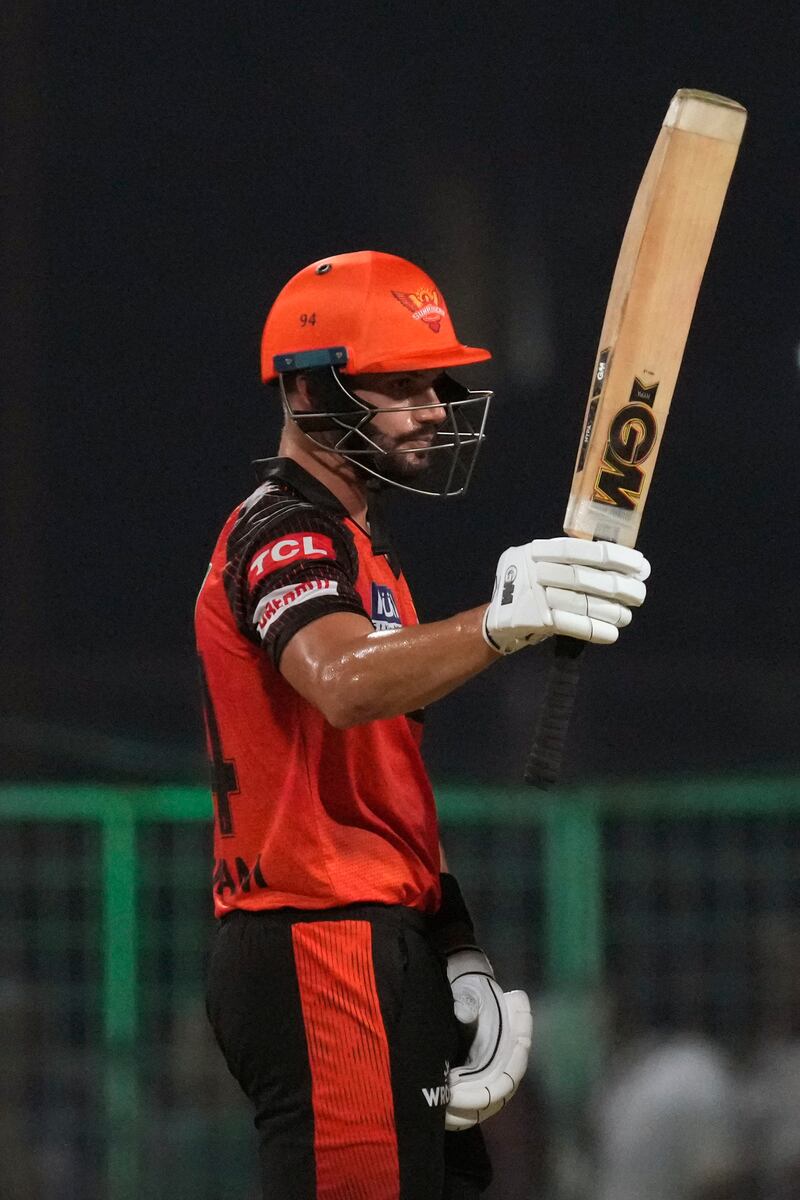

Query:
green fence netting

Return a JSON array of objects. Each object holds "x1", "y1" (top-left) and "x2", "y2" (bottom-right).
[{"x1": 1, "y1": 778, "x2": 798, "y2": 1199}]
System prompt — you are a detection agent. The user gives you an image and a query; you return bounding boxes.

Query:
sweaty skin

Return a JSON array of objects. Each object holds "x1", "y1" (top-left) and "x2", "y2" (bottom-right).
[
  {"x1": 280, "y1": 607, "x2": 497, "y2": 729},
  {"x1": 278, "y1": 371, "x2": 499, "y2": 728}
]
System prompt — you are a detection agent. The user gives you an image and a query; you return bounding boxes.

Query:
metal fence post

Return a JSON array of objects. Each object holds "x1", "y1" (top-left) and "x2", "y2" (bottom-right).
[
  {"x1": 540, "y1": 798, "x2": 604, "y2": 1111},
  {"x1": 544, "y1": 799, "x2": 603, "y2": 987},
  {"x1": 102, "y1": 796, "x2": 140, "y2": 1200}
]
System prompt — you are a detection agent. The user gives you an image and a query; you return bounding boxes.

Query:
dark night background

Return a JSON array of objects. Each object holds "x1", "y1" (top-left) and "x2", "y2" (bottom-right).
[{"x1": 2, "y1": 1, "x2": 798, "y2": 785}]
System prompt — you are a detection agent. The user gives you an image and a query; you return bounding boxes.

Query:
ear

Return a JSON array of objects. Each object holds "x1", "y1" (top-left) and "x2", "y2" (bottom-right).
[{"x1": 285, "y1": 373, "x2": 315, "y2": 413}]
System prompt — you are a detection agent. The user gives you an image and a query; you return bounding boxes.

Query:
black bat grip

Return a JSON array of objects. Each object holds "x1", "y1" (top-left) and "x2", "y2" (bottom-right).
[{"x1": 524, "y1": 636, "x2": 586, "y2": 788}]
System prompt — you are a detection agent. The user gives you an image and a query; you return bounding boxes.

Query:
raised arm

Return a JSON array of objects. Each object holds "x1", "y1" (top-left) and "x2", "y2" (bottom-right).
[
  {"x1": 279, "y1": 606, "x2": 496, "y2": 728},
  {"x1": 279, "y1": 537, "x2": 649, "y2": 728}
]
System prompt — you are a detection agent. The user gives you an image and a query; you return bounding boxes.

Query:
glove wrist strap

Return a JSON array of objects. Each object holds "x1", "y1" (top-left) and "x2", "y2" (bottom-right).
[{"x1": 481, "y1": 607, "x2": 504, "y2": 655}]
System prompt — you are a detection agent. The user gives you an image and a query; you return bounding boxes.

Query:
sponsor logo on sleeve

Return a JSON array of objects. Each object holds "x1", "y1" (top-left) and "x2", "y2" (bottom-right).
[
  {"x1": 371, "y1": 582, "x2": 402, "y2": 631},
  {"x1": 248, "y1": 533, "x2": 336, "y2": 587},
  {"x1": 254, "y1": 579, "x2": 339, "y2": 638}
]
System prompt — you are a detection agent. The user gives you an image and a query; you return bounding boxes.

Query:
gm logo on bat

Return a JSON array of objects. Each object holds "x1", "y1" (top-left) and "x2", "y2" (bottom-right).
[{"x1": 594, "y1": 377, "x2": 659, "y2": 511}]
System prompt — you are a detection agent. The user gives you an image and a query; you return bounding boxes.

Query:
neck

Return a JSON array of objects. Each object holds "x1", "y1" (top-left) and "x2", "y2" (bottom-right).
[{"x1": 277, "y1": 425, "x2": 370, "y2": 528}]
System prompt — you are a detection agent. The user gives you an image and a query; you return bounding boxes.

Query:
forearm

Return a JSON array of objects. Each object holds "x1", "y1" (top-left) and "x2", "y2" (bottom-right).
[{"x1": 293, "y1": 606, "x2": 498, "y2": 727}]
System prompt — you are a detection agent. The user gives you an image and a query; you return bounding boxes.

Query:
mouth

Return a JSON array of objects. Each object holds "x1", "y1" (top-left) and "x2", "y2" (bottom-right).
[{"x1": 398, "y1": 435, "x2": 436, "y2": 451}]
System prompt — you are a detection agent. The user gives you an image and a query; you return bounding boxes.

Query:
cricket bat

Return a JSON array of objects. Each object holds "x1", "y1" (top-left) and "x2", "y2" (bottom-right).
[{"x1": 525, "y1": 89, "x2": 747, "y2": 789}]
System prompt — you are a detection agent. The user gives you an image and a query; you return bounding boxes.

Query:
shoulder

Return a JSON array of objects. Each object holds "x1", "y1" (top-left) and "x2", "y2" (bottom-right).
[
  {"x1": 220, "y1": 477, "x2": 363, "y2": 637},
  {"x1": 222, "y1": 478, "x2": 368, "y2": 657},
  {"x1": 227, "y1": 480, "x2": 356, "y2": 572}
]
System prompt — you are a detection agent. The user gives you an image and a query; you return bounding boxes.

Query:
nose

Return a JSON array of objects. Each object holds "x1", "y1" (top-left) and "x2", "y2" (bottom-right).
[{"x1": 415, "y1": 387, "x2": 447, "y2": 426}]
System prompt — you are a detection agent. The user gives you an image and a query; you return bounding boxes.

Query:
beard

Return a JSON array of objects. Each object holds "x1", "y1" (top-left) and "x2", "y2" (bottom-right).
[
  {"x1": 363, "y1": 431, "x2": 439, "y2": 484},
  {"x1": 303, "y1": 420, "x2": 448, "y2": 488}
]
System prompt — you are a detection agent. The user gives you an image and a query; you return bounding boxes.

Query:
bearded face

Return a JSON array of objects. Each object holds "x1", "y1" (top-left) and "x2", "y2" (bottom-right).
[
  {"x1": 281, "y1": 367, "x2": 492, "y2": 498},
  {"x1": 362, "y1": 420, "x2": 440, "y2": 481}
]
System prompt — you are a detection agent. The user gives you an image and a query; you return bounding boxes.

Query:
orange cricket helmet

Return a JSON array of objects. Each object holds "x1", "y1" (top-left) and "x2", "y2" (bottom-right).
[{"x1": 260, "y1": 250, "x2": 491, "y2": 381}]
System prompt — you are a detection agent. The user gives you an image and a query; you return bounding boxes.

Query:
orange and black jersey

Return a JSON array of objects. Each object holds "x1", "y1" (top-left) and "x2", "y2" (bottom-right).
[{"x1": 195, "y1": 458, "x2": 441, "y2": 919}]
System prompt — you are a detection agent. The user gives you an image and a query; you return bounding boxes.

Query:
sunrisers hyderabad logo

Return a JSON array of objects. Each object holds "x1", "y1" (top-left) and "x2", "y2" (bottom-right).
[{"x1": 391, "y1": 288, "x2": 447, "y2": 333}]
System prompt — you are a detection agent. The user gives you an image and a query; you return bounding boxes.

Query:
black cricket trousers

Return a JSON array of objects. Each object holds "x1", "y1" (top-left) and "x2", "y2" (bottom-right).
[{"x1": 206, "y1": 903, "x2": 492, "y2": 1199}]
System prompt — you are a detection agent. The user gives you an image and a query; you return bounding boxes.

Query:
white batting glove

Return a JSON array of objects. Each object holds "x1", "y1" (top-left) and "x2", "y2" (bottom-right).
[
  {"x1": 483, "y1": 536, "x2": 649, "y2": 655},
  {"x1": 445, "y1": 949, "x2": 533, "y2": 1132}
]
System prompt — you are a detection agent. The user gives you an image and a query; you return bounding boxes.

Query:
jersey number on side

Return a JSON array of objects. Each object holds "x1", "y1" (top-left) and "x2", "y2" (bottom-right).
[{"x1": 198, "y1": 656, "x2": 238, "y2": 837}]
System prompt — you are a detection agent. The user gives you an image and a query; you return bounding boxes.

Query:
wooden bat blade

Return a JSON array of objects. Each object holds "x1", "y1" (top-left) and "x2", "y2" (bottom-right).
[
  {"x1": 564, "y1": 89, "x2": 747, "y2": 548},
  {"x1": 526, "y1": 89, "x2": 746, "y2": 790}
]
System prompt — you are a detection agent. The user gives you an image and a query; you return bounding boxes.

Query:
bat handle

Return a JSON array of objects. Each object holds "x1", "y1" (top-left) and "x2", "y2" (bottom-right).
[{"x1": 524, "y1": 636, "x2": 586, "y2": 788}]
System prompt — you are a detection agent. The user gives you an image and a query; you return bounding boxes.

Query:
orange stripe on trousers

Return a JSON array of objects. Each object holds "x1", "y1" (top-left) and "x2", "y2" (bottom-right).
[{"x1": 292, "y1": 920, "x2": 400, "y2": 1200}]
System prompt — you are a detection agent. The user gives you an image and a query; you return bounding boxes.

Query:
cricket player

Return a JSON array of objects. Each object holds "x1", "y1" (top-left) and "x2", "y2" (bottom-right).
[{"x1": 196, "y1": 251, "x2": 649, "y2": 1199}]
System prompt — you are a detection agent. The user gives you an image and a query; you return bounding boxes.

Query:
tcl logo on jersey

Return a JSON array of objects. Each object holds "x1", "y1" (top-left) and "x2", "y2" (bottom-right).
[
  {"x1": 371, "y1": 583, "x2": 402, "y2": 631},
  {"x1": 248, "y1": 533, "x2": 336, "y2": 586},
  {"x1": 255, "y1": 579, "x2": 339, "y2": 637}
]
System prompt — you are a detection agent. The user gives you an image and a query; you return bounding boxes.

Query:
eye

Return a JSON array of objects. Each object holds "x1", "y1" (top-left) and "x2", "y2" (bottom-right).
[{"x1": 388, "y1": 376, "x2": 415, "y2": 397}]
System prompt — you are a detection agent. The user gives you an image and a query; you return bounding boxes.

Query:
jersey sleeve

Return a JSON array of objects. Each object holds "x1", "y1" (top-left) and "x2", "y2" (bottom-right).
[{"x1": 223, "y1": 498, "x2": 368, "y2": 667}]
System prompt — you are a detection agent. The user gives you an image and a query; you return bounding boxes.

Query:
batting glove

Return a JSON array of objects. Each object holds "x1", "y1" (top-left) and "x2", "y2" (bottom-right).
[
  {"x1": 445, "y1": 949, "x2": 533, "y2": 1131},
  {"x1": 483, "y1": 536, "x2": 650, "y2": 655}
]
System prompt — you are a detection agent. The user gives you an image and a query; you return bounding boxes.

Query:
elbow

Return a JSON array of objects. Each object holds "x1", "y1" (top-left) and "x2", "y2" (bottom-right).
[
  {"x1": 324, "y1": 706, "x2": 362, "y2": 730},
  {"x1": 315, "y1": 669, "x2": 380, "y2": 729},
  {"x1": 321, "y1": 695, "x2": 376, "y2": 729}
]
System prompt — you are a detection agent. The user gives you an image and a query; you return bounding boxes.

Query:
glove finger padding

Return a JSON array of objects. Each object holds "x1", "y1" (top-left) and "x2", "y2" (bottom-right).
[
  {"x1": 534, "y1": 562, "x2": 646, "y2": 607},
  {"x1": 550, "y1": 611, "x2": 619, "y2": 644},
  {"x1": 544, "y1": 587, "x2": 632, "y2": 628},
  {"x1": 445, "y1": 1095, "x2": 507, "y2": 1132},
  {"x1": 446, "y1": 980, "x2": 533, "y2": 1131},
  {"x1": 529, "y1": 537, "x2": 650, "y2": 580}
]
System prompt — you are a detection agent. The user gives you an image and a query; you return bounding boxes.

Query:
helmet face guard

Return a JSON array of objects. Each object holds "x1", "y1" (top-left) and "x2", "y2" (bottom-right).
[{"x1": 279, "y1": 367, "x2": 492, "y2": 499}]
